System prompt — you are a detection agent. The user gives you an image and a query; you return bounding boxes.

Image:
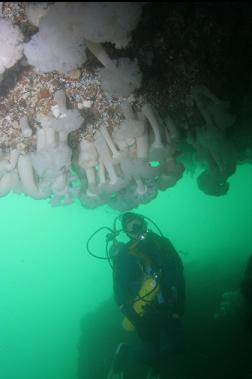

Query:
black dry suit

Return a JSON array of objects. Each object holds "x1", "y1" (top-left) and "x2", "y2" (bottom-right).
[{"x1": 112, "y1": 231, "x2": 186, "y2": 341}]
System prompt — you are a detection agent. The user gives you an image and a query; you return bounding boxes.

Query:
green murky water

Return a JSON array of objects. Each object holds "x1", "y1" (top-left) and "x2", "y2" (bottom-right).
[{"x1": 0, "y1": 163, "x2": 252, "y2": 379}]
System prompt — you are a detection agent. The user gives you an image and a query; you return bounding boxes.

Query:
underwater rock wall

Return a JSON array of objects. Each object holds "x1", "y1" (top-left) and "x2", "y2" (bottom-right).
[{"x1": 0, "y1": 3, "x2": 252, "y2": 210}]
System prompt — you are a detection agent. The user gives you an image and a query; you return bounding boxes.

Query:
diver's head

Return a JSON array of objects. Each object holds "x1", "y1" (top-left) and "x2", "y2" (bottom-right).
[{"x1": 121, "y1": 212, "x2": 147, "y2": 241}]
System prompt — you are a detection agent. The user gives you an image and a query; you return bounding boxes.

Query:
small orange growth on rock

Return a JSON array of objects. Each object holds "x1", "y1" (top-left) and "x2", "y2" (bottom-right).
[{"x1": 39, "y1": 88, "x2": 50, "y2": 99}]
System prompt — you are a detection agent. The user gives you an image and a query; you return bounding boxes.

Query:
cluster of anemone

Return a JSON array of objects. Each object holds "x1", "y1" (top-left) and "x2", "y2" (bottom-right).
[
  {"x1": 185, "y1": 85, "x2": 238, "y2": 196},
  {"x1": 0, "y1": 83, "x2": 183, "y2": 209},
  {"x1": 76, "y1": 100, "x2": 184, "y2": 210},
  {"x1": 0, "y1": 3, "x2": 251, "y2": 209},
  {"x1": 0, "y1": 16, "x2": 24, "y2": 78}
]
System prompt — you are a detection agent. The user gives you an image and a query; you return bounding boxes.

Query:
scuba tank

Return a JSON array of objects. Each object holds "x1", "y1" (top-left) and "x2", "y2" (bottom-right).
[{"x1": 122, "y1": 274, "x2": 160, "y2": 331}]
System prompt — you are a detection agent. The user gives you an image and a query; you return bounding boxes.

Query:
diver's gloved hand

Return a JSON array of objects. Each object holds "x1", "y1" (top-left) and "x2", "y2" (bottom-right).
[
  {"x1": 135, "y1": 315, "x2": 158, "y2": 341},
  {"x1": 141, "y1": 310, "x2": 162, "y2": 324},
  {"x1": 120, "y1": 304, "x2": 155, "y2": 339},
  {"x1": 120, "y1": 304, "x2": 142, "y2": 327}
]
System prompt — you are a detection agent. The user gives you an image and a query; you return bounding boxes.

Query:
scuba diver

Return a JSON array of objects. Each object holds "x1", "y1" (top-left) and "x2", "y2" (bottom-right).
[{"x1": 108, "y1": 212, "x2": 186, "y2": 378}]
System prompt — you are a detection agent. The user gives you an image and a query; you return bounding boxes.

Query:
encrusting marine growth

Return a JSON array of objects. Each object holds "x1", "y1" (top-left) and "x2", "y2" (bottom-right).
[{"x1": 0, "y1": 2, "x2": 251, "y2": 209}]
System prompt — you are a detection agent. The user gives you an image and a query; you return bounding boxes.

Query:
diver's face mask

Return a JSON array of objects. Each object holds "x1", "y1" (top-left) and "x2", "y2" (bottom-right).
[{"x1": 125, "y1": 218, "x2": 147, "y2": 241}]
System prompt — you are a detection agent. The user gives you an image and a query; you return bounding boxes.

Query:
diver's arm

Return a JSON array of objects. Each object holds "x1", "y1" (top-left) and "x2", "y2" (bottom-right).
[
  {"x1": 113, "y1": 277, "x2": 142, "y2": 327},
  {"x1": 119, "y1": 303, "x2": 142, "y2": 326},
  {"x1": 160, "y1": 236, "x2": 186, "y2": 317},
  {"x1": 113, "y1": 272, "x2": 142, "y2": 327}
]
